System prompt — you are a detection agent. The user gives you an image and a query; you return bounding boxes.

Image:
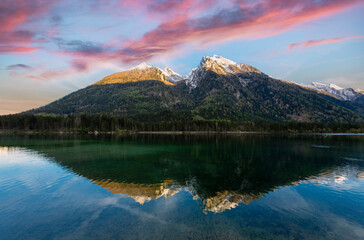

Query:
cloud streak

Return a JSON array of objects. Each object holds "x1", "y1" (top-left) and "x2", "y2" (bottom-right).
[
  {"x1": 56, "y1": 39, "x2": 108, "y2": 56},
  {"x1": 6, "y1": 64, "x2": 32, "y2": 70},
  {"x1": 288, "y1": 35, "x2": 364, "y2": 50},
  {"x1": 58, "y1": 0, "x2": 362, "y2": 65}
]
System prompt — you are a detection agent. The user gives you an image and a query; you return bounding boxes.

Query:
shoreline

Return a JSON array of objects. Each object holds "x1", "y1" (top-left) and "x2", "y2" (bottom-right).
[{"x1": 0, "y1": 130, "x2": 363, "y2": 136}]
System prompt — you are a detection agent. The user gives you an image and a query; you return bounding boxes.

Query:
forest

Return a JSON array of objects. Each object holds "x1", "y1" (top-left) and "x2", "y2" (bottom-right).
[{"x1": 0, "y1": 114, "x2": 363, "y2": 133}]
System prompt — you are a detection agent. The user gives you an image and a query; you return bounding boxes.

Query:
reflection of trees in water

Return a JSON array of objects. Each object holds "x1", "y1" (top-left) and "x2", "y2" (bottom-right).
[{"x1": 1, "y1": 135, "x2": 363, "y2": 213}]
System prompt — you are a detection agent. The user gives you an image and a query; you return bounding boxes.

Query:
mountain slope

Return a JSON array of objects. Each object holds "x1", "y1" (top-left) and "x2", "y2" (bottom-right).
[
  {"x1": 31, "y1": 81, "x2": 192, "y2": 118},
  {"x1": 26, "y1": 56, "x2": 364, "y2": 123},
  {"x1": 187, "y1": 67, "x2": 362, "y2": 122}
]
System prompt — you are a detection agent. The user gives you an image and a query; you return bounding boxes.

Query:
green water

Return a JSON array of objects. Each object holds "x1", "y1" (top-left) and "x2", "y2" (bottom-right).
[{"x1": 0, "y1": 134, "x2": 363, "y2": 239}]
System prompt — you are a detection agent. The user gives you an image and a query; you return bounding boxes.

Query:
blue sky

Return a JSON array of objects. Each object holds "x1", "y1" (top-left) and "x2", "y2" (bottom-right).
[{"x1": 0, "y1": 0, "x2": 363, "y2": 114}]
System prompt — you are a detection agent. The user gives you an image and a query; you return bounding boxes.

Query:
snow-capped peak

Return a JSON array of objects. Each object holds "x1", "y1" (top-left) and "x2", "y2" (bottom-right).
[
  {"x1": 300, "y1": 82, "x2": 363, "y2": 101},
  {"x1": 163, "y1": 67, "x2": 181, "y2": 77},
  {"x1": 208, "y1": 54, "x2": 238, "y2": 66},
  {"x1": 163, "y1": 66, "x2": 184, "y2": 83},
  {"x1": 129, "y1": 63, "x2": 184, "y2": 83},
  {"x1": 199, "y1": 55, "x2": 239, "y2": 74},
  {"x1": 131, "y1": 62, "x2": 151, "y2": 70},
  {"x1": 186, "y1": 55, "x2": 263, "y2": 89}
]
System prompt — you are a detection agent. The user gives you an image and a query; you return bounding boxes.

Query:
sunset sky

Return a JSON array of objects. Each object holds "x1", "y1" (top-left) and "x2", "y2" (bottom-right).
[{"x1": 1, "y1": 0, "x2": 363, "y2": 115}]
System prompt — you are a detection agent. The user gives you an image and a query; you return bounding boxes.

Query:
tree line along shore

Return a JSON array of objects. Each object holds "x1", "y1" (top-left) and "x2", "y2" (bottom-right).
[{"x1": 0, "y1": 114, "x2": 363, "y2": 134}]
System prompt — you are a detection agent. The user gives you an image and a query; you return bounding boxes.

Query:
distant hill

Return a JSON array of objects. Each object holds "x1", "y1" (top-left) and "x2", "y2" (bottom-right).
[{"x1": 26, "y1": 55, "x2": 364, "y2": 123}]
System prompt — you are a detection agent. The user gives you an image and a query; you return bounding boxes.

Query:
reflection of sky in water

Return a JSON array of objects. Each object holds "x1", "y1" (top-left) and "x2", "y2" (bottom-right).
[{"x1": 0, "y1": 138, "x2": 364, "y2": 240}]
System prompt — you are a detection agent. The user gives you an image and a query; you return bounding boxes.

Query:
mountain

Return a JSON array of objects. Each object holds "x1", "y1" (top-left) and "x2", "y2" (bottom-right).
[
  {"x1": 299, "y1": 82, "x2": 364, "y2": 104},
  {"x1": 26, "y1": 55, "x2": 364, "y2": 123}
]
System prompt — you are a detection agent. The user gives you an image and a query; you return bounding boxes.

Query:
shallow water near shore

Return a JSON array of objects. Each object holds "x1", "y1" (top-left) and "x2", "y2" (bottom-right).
[{"x1": 0, "y1": 134, "x2": 363, "y2": 239}]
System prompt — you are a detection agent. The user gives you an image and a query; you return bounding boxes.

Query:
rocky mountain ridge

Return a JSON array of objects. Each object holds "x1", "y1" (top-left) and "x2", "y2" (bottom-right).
[
  {"x1": 299, "y1": 82, "x2": 364, "y2": 103},
  {"x1": 96, "y1": 55, "x2": 363, "y2": 104},
  {"x1": 25, "y1": 55, "x2": 364, "y2": 123}
]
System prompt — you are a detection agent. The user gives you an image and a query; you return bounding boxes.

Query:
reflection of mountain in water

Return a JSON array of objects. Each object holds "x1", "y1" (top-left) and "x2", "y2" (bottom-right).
[
  {"x1": 92, "y1": 178, "x2": 263, "y2": 213},
  {"x1": 196, "y1": 190, "x2": 263, "y2": 213},
  {"x1": 1, "y1": 135, "x2": 363, "y2": 213},
  {"x1": 92, "y1": 180, "x2": 180, "y2": 204}
]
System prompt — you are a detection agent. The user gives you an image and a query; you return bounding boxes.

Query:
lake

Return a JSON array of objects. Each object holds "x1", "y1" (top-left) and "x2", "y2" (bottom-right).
[{"x1": 0, "y1": 134, "x2": 363, "y2": 240}]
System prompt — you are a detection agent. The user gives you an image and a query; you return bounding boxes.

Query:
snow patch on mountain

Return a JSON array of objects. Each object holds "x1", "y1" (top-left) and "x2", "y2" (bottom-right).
[
  {"x1": 300, "y1": 82, "x2": 364, "y2": 101},
  {"x1": 186, "y1": 66, "x2": 206, "y2": 89},
  {"x1": 355, "y1": 88, "x2": 364, "y2": 94}
]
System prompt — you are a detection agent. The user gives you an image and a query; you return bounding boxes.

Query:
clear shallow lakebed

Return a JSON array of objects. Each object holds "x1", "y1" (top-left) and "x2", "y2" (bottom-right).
[{"x1": 0, "y1": 134, "x2": 363, "y2": 240}]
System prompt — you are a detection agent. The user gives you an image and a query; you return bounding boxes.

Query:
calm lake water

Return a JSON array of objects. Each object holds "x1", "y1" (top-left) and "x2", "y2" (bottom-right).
[{"x1": 0, "y1": 134, "x2": 363, "y2": 240}]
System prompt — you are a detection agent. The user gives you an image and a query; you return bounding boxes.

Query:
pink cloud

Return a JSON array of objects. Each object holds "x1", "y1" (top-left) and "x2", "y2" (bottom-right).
[
  {"x1": 0, "y1": 46, "x2": 39, "y2": 53},
  {"x1": 288, "y1": 35, "x2": 364, "y2": 50},
  {"x1": 117, "y1": 0, "x2": 213, "y2": 21},
  {"x1": 0, "y1": 0, "x2": 56, "y2": 54}
]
